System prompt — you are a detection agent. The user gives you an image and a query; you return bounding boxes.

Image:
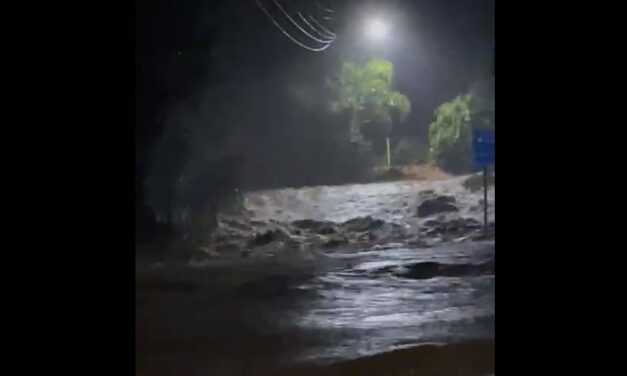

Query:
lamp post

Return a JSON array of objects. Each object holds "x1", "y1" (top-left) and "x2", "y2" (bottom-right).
[{"x1": 364, "y1": 17, "x2": 393, "y2": 168}]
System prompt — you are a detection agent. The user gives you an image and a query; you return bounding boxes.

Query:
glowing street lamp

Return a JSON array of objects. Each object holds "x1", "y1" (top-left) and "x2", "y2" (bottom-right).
[
  {"x1": 365, "y1": 18, "x2": 390, "y2": 42},
  {"x1": 364, "y1": 16, "x2": 395, "y2": 167}
]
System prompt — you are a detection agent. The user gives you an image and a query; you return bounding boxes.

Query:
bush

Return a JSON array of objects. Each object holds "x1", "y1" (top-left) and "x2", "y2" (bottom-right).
[
  {"x1": 428, "y1": 94, "x2": 494, "y2": 174},
  {"x1": 393, "y1": 139, "x2": 428, "y2": 165}
]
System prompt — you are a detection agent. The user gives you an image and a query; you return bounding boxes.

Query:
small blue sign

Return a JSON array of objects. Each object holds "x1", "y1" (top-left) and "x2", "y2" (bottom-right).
[{"x1": 472, "y1": 129, "x2": 495, "y2": 167}]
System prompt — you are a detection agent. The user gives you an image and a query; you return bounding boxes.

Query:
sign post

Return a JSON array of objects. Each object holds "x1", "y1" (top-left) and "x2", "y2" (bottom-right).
[
  {"x1": 483, "y1": 165, "x2": 488, "y2": 234},
  {"x1": 472, "y1": 129, "x2": 495, "y2": 236}
]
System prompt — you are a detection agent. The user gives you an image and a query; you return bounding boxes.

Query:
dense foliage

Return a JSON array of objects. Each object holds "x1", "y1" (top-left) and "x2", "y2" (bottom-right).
[
  {"x1": 393, "y1": 139, "x2": 429, "y2": 165},
  {"x1": 328, "y1": 59, "x2": 411, "y2": 149},
  {"x1": 428, "y1": 94, "x2": 494, "y2": 173},
  {"x1": 143, "y1": 59, "x2": 414, "y2": 243}
]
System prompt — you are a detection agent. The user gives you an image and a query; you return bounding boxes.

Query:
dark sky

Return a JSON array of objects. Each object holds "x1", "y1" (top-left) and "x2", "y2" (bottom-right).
[{"x1": 135, "y1": 0, "x2": 494, "y2": 180}]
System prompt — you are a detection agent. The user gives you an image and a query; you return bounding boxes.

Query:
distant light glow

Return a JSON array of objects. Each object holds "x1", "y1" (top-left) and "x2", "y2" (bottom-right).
[{"x1": 365, "y1": 18, "x2": 389, "y2": 42}]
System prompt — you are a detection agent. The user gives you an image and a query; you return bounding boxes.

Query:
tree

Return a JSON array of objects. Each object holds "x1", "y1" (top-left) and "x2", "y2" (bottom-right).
[
  {"x1": 143, "y1": 96, "x2": 232, "y2": 241},
  {"x1": 143, "y1": 115, "x2": 189, "y2": 229},
  {"x1": 328, "y1": 59, "x2": 411, "y2": 149},
  {"x1": 393, "y1": 138, "x2": 428, "y2": 165},
  {"x1": 428, "y1": 94, "x2": 494, "y2": 173}
]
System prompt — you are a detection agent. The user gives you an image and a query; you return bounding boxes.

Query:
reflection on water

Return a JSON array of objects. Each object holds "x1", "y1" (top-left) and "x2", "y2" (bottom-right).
[
  {"x1": 137, "y1": 178, "x2": 495, "y2": 373},
  {"x1": 285, "y1": 243, "x2": 495, "y2": 362},
  {"x1": 137, "y1": 242, "x2": 494, "y2": 367}
]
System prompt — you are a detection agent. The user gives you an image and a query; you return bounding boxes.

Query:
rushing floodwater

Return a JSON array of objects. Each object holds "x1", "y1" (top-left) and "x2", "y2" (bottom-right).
[
  {"x1": 243, "y1": 177, "x2": 494, "y2": 225},
  {"x1": 267, "y1": 241, "x2": 495, "y2": 362},
  {"x1": 136, "y1": 178, "x2": 495, "y2": 374}
]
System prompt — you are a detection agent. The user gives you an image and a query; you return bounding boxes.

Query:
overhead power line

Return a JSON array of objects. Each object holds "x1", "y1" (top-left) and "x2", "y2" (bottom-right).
[
  {"x1": 272, "y1": 0, "x2": 334, "y2": 44},
  {"x1": 253, "y1": 0, "x2": 335, "y2": 52}
]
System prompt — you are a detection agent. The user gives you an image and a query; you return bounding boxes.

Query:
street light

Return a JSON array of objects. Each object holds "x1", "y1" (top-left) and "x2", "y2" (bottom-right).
[
  {"x1": 364, "y1": 16, "x2": 395, "y2": 168},
  {"x1": 365, "y1": 18, "x2": 389, "y2": 42}
]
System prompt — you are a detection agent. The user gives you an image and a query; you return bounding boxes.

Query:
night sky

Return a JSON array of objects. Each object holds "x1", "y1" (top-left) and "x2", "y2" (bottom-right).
[{"x1": 136, "y1": 0, "x2": 494, "y2": 188}]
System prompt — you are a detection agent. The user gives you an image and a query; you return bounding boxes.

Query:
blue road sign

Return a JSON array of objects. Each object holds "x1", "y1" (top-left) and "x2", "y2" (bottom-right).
[{"x1": 472, "y1": 129, "x2": 495, "y2": 167}]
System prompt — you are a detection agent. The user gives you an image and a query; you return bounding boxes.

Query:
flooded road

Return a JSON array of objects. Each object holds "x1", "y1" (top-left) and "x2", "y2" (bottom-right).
[
  {"x1": 294, "y1": 242, "x2": 494, "y2": 362},
  {"x1": 136, "y1": 177, "x2": 494, "y2": 375},
  {"x1": 243, "y1": 177, "x2": 494, "y2": 225}
]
